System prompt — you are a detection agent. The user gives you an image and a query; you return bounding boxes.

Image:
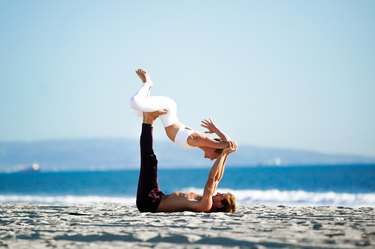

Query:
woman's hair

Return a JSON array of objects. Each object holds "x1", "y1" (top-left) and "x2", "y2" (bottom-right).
[
  {"x1": 214, "y1": 138, "x2": 223, "y2": 155},
  {"x1": 211, "y1": 192, "x2": 236, "y2": 213}
]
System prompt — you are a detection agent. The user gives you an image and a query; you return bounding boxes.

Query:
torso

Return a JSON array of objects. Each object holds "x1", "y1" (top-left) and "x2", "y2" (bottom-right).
[
  {"x1": 165, "y1": 123, "x2": 198, "y2": 148},
  {"x1": 156, "y1": 192, "x2": 202, "y2": 212},
  {"x1": 165, "y1": 123, "x2": 183, "y2": 141},
  {"x1": 164, "y1": 192, "x2": 202, "y2": 201}
]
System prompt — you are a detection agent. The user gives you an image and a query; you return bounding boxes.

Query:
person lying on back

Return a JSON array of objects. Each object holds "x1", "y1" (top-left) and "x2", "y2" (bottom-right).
[{"x1": 136, "y1": 110, "x2": 237, "y2": 213}]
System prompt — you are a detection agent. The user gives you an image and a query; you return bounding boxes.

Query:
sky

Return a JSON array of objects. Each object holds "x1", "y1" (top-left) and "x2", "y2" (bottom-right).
[{"x1": 0, "y1": 1, "x2": 374, "y2": 157}]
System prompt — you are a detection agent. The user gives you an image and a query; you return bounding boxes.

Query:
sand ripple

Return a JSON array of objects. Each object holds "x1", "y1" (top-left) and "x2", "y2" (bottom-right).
[{"x1": 0, "y1": 203, "x2": 374, "y2": 248}]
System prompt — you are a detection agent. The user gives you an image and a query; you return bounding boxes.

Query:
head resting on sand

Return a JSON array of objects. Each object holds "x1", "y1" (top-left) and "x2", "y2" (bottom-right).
[{"x1": 210, "y1": 192, "x2": 236, "y2": 213}]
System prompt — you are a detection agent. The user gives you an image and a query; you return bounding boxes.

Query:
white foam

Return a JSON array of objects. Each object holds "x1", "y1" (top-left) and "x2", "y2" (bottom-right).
[
  {"x1": 182, "y1": 188, "x2": 375, "y2": 207},
  {"x1": 1, "y1": 189, "x2": 374, "y2": 207}
]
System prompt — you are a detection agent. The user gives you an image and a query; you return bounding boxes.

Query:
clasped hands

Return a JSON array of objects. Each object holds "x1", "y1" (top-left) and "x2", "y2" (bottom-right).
[{"x1": 201, "y1": 118, "x2": 237, "y2": 154}]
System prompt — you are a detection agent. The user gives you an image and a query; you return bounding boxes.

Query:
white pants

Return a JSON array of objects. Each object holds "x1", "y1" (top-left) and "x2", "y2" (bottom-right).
[{"x1": 129, "y1": 83, "x2": 179, "y2": 127}]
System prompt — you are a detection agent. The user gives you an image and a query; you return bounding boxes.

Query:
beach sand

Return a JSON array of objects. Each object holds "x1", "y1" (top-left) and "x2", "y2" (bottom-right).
[{"x1": 0, "y1": 203, "x2": 374, "y2": 249}]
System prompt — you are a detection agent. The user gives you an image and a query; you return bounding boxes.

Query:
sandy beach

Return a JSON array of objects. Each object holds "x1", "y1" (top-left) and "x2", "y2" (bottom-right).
[{"x1": 0, "y1": 203, "x2": 373, "y2": 249}]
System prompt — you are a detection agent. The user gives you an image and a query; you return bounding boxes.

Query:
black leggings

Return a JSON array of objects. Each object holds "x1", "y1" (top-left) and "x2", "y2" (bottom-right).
[{"x1": 136, "y1": 124, "x2": 164, "y2": 212}]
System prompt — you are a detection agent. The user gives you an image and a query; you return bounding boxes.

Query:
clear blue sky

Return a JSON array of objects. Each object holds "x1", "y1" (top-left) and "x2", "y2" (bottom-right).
[{"x1": 1, "y1": 1, "x2": 374, "y2": 156}]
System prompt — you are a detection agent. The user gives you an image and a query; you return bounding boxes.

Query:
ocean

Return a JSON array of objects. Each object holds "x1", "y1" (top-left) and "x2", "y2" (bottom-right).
[{"x1": 1, "y1": 164, "x2": 374, "y2": 207}]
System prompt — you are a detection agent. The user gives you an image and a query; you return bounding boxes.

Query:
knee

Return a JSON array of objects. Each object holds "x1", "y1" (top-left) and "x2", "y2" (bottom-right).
[
  {"x1": 129, "y1": 95, "x2": 140, "y2": 109},
  {"x1": 166, "y1": 98, "x2": 177, "y2": 113}
]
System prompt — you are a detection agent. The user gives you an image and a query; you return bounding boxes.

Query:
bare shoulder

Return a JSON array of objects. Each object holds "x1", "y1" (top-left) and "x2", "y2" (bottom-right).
[
  {"x1": 189, "y1": 131, "x2": 204, "y2": 139},
  {"x1": 188, "y1": 132, "x2": 206, "y2": 146}
]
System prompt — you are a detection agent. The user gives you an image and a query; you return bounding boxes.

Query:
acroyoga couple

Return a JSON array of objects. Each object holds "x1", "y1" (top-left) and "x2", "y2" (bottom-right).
[{"x1": 130, "y1": 68, "x2": 238, "y2": 213}]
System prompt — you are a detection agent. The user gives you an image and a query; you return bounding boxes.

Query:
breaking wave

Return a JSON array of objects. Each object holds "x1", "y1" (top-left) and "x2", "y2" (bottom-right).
[{"x1": 1, "y1": 189, "x2": 374, "y2": 207}]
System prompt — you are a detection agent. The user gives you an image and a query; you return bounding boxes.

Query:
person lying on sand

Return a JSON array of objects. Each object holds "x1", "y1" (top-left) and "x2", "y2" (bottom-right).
[
  {"x1": 136, "y1": 110, "x2": 237, "y2": 213},
  {"x1": 130, "y1": 68, "x2": 231, "y2": 159}
]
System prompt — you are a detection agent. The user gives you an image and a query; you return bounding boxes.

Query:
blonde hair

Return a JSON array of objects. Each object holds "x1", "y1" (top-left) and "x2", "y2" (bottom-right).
[{"x1": 211, "y1": 193, "x2": 236, "y2": 213}]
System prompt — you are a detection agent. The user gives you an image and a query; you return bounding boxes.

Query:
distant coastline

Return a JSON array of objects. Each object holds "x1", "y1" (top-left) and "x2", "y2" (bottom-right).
[{"x1": 0, "y1": 138, "x2": 374, "y2": 172}]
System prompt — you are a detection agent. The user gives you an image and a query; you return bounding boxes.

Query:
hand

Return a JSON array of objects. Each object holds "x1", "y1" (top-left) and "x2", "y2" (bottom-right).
[
  {"x1": 223, "y1": 140, "x2": 238, "y2": 154},
  {"x1": 201, "y1": 118, "x2": 218, "y2": 134}
]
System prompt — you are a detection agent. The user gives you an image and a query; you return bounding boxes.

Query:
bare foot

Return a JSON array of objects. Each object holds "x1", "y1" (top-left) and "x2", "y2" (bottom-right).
[
  {"x1": 136, "y1": 68, "x2": 153, "y2": 85},
  {"x1": 143, "y1": 109, "x2": 168, "y2": 125}
]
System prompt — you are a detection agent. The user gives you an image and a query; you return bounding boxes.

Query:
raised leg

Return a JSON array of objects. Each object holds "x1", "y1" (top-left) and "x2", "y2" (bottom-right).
[
  {"x1": 129, "y1": 69, "x2": 179, "y2": 127},
  {"x1": 136, "y1": 110, "x2": 168, "y2": 213}
]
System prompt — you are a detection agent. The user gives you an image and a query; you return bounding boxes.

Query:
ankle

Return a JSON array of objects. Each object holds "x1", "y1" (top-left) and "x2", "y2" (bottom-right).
[{"x1": 143, "y1": 114, "x2": 156, "y2": 125}]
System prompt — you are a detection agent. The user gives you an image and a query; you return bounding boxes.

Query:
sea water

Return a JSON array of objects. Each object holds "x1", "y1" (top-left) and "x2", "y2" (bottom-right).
[{"x1": 0, "y1": 164, "x2": 374, "y2": 207}]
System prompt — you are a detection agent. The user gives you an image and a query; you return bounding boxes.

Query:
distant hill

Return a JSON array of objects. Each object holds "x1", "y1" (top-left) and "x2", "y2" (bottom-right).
[{"x1": 0, "y1": 138, "x2": 374, "y2": 172}]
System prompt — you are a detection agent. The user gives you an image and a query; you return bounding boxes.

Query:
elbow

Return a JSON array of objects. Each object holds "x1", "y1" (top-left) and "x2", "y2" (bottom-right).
[
  {"x1": 201, "y1": 205, "x2": 212, "y2": 213},
  {"x1": 208, "y1": 175, "x2": 220, "y2": 183},
  {"x1": 199, "y1": 201, "x2": 213, "y2": 212},
  {"x1": 129, "y1": 95, "x2": 140, "y2": 109},
  {"x1": 215, "y1": 141, "x2": 229, "y2": 151},
  {"x1": 219, "y1": 141, "x2": 230, "y2": 149}
]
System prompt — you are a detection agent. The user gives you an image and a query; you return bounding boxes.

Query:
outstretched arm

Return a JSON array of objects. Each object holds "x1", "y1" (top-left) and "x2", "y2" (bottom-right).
[
  {"x1": 212, "y1": 140, "x2": 237, "y2": 182},
  {"x1": 189, "y1": 133, "x2": 230, "y2": 149},
  {"x1": 188, "y1": 119, "x2": 232, "y2": 149},
  {"x1": 193, "y1": 141, "x2": 237, "y2": 212},
  {"x1": 158, "y1": 141, "x2": 238, "y2": 213},
  {"x1": 201, "y1": 118, "x2": 231, "y2": 142}
]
